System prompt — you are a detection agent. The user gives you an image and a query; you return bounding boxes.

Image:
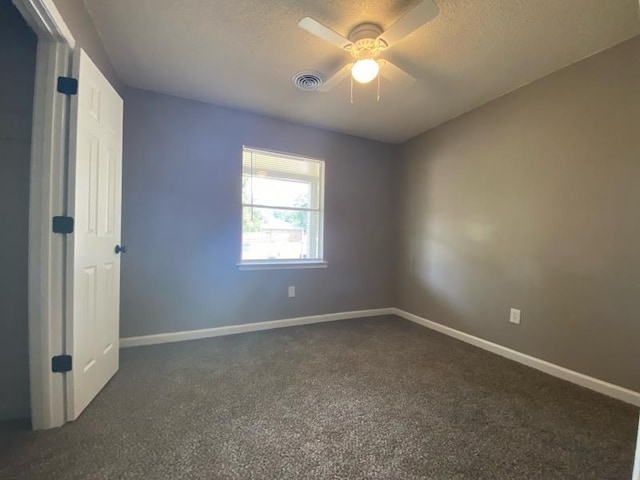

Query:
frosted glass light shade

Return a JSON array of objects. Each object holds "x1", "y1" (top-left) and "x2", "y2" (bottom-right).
[{"x1": 352, "y1": 59, "x2": 379, "y2": 84}]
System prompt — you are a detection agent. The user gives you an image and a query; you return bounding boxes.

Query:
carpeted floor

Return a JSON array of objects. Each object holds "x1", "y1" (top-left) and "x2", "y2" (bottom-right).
[{"x1": 0, "y1": 315, "x2": 637, "y2": 479}]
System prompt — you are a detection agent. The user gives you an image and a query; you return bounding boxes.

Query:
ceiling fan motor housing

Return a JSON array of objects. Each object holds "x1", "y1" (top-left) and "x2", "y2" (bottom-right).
[{"x1": 348, "y1": 23, "x2": 383, "y2": 43}]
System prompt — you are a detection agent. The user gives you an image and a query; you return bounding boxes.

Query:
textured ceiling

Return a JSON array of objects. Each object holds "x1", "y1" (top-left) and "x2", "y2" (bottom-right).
[{"x1": 84, "y1": 0, "x2": 639, "y2": 143}]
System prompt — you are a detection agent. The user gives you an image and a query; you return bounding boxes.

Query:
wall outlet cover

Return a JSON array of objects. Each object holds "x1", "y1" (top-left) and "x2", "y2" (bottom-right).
[
  {"x1": 510, "y1": 308, "x2": 521, "y2": 325},
  {"x1": 288, "y1": 286, "x2": 295, "y2": 298}
]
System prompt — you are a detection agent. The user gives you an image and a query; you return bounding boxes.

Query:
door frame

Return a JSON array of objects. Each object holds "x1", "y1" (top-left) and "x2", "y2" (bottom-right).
[
  {"x1": 633, "y1": 415, "x2": 639, "y2": 480},
  {"x1": 12, "y1": 0, "x2": 75, "y2": 430}
]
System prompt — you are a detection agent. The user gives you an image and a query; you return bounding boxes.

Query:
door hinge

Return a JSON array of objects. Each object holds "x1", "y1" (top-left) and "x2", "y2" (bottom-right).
[
  {"x1": 57, "y1": 76, "x2": 78, "y2": 95},
  {"x1": 52, "y1": 216, "x2": 74, "y2": 234},
  {"x1": 51, "y1": 355, "x2": 72, "y2": 373}
]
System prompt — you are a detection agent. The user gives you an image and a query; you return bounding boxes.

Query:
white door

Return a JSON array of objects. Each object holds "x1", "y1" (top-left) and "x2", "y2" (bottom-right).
[{"x1": 66, "y1": 49, "x2": 123, "y2": 420}]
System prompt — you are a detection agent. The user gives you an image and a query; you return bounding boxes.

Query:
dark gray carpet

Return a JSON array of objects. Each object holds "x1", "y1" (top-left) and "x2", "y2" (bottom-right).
[{"x1": 1, "y1": 315, "x2": 637, "y2": 479}]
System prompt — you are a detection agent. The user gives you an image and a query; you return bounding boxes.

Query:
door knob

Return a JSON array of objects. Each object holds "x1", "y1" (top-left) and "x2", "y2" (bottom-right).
[{"x1": 115, "y1": 244, "x2": 127, "y2": 254}]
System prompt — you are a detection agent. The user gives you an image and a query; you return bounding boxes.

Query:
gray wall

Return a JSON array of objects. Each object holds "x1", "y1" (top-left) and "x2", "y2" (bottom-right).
[
  {"x1": 397, "y1": 36, "x2": 640, "y2": 391},
  {"x1": 121, "y1": 87, "x2": 397, "y2": 338},
  {"x1": 52, "y1": 0, "x2": 122, "y2": 92},
  {"x1": 0, "y1": 1, "x2": 37, "y2": 421}
]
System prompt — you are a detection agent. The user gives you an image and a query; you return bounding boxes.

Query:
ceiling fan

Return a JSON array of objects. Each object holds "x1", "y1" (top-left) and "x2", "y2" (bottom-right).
[{"x1": 298, "y1": 0, "x2": 439, "y2": 94}]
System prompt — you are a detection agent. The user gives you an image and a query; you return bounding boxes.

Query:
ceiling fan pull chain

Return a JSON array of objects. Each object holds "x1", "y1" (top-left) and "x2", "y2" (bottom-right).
[
  {"x1": 377, "y1": 73, "x2": 380, "y2": 102},
  {"x1": 350, "y1": 75, "x2": 354, "y2": 104}
]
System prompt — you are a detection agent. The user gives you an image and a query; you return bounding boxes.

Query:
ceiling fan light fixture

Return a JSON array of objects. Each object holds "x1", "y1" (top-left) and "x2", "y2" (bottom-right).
[
  {"x1": 351, "y1": 59, "x2": 379, "y2": 84},
  {"x1": 298, "y1": 0, "x2": 438, "y2": 94}
]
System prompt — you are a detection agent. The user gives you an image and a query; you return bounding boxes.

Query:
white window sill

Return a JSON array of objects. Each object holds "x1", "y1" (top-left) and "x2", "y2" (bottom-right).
[{"x1": 237, "y1": 261, "x2": 328, "y2": 271}]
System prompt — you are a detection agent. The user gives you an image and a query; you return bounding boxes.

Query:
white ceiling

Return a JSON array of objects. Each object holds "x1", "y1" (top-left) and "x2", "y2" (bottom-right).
[{"x1": 85, "y1": 0, "x2": 639, "y2": 143}]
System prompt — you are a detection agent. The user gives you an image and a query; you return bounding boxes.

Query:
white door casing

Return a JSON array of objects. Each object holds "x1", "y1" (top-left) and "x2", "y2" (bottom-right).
[
  {"x1": 66, "y1": 49, "x2": 123, "y2": 420},
  {"x1": 633, "y1": 415, "x2": 639, "y2": 480},
  {"x1": 16, "y1": 0, "x2": 75, "y2": 430}
]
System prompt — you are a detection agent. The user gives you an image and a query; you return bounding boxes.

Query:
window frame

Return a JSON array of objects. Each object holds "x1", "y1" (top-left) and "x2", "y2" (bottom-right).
[{"x1": 239, "y1": 146, "x2": 327, "y2": 270}]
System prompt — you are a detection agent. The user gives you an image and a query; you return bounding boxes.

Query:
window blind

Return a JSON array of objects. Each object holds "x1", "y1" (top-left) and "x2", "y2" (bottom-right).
[{"x1": 241, "y1": 147, "x2": 325, "y2": 263}]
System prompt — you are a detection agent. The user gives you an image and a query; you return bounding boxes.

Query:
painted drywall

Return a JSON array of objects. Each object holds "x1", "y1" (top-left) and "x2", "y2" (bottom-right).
[
  {"x1": 82, "y1": 0, "x2": 640, "y2": 143},
  {"x1": 397, "y1": 35, "x2": 640, "y2": 392},
  {"x1": 120, "y1": 87, "x2": 397, "y2": 337},
  {"x1": 52, "y1": 0, "x2": 121, "y2": 91},
  {"x1": 0, "y1": 1, "x2": 37, "y2": 421}
]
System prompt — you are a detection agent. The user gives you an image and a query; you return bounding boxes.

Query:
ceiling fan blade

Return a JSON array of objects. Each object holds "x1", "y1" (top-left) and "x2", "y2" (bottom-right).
[
  {"x1": 379, "y1": 60, "x2": 416, "y2": 87},
  {"x1": 317, "y1": 64, "x2": 352, "y2": 92},
  {"x1": 298, "y1": 17, "x2": 353, "y2": 50},
  {"x1": 378, "y1": 0, "x2": 439, "y2": 46}
]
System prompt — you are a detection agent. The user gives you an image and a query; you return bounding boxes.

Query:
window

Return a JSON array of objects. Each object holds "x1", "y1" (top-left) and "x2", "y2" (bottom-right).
[{"x1": 241, "y1": 147, "x2": 325, "y2": 268}]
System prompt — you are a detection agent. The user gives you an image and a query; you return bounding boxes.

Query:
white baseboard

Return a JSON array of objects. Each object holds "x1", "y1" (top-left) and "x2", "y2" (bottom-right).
[
  {"x1": 120, "y1": 308, "x2": 394, "y2": 348},
  {"x1": 392, "y1": 308, "x2": 640, "y2": 407}
]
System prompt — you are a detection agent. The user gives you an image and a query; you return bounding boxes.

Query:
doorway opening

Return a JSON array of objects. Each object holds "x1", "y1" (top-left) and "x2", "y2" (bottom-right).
[
  {"x1": 0, "y1": 0, "x2": 38, "y2": 426},
  {"x1": 7, "y1": 0, "x2": 75, "y2": 430}
]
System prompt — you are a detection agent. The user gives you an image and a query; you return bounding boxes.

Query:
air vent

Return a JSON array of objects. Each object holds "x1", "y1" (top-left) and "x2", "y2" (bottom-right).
[{"x1": 292, "y1": 71, "x2": 324, "y2": 91}]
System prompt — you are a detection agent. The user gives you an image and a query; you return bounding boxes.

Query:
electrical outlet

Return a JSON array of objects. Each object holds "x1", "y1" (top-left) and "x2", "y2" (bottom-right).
[
  {"x1": 510, "y1": 308, "x2": 521, "y2": 325},
  {"x1": 288, "y1": 286, "x2": 295, "y2": 298}
]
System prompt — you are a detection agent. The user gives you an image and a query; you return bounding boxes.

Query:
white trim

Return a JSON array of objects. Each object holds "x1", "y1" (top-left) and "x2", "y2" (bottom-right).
[
  {"x1": 120, "y1": 308, "x2": 393, "y2": 348},
  {"x1": 392, "y1": 308, "x2": 640, "y2": 407},
  {"x1": 633, "y1": 415, "x2": 640, "y2": 480},
  {"x1": 238, "y1": 261, "x2": 328, "y2": 270},
  {"x1": 12, "y1": 0, "x2": 74, "y2": 47},
  {"x1": 28, "y1": 41, "x2": 70, "y2": 430},
  {"x1": 14, "y1": 0, "x2": 76, "y2": 429}
]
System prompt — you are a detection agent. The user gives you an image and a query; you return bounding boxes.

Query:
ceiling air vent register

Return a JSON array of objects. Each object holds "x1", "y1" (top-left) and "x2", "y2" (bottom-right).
[{"x1": 292, "y1": 71, "x2": 324, "y2": 91}]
